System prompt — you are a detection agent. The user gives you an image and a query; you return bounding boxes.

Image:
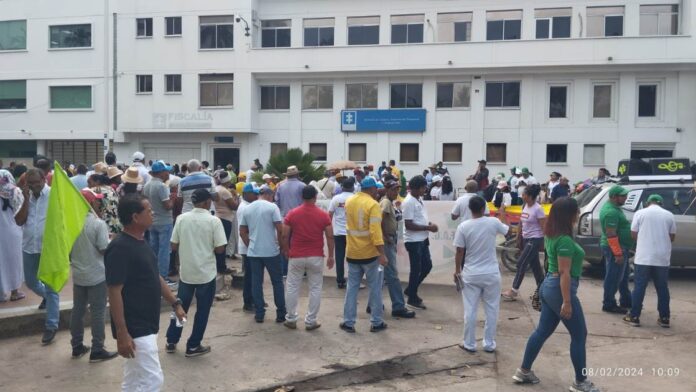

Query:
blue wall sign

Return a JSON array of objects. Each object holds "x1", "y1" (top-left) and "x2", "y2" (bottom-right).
[{"x1": 341, "y1": 109, "x2": 426, "y2": 132}]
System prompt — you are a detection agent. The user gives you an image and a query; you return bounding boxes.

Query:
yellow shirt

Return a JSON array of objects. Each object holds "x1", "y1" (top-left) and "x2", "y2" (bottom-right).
[
  {"x1": 345, "y1": 192, "x2": 384, "y2": 260},
  {"x1": 235, "y1": 182, "x2": 245, "y2": 195},
  {"x1": 390, "y1": 166, "x2": 400, "y2": 178},
  {"x1": 265, "y1": 181, "x2": 277, "y2": 191}
]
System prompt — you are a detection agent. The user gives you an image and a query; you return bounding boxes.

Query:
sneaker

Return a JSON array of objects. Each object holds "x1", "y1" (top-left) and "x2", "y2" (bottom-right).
[
  {"x1": 41, "y1": 329, "x2": 56, "y2": 345},
  {"x1": 185, "y1": 345, "x2": 211, "y2": 358},
  {"x1": 283, "y1": 320, "x2": 297, "y2": 329},
  {"x1": 370, "y1": 322, "x2": 388, "y2": 333},
  {"x1": 255, "y1": 317, "x2": 264, "y2": 323},
  {"x1": 165, "y1": 343, "x2": 177, "y2": 353},
  {"x1": 219, "y1": 267, "x2": 234, "y2": 275},
  {"x1": 89, "y1": 349, "x2": 118, "y2": 363},
  {"x1": 337, "y1": 282, "x2": 346, "y2": 289},
  {"x1": 407, "y1": 300, "x2": 427, "y2": 310},
  {"x1": 339, "y1": 322, "x2": 356, "y2": 333},
  {"x1": 242, "y1": 304, "x2": 255, "y2": 313},
  {"x1": 501, "y1": 289, "x2": 518, "y2": 302},
  {"x1": 359, "y1": 282, "x2": 367, "y2": 289},
  {"x1": 658, "y1": 317, "x2": 670, "y2": 328},
  {"x1": 391, "y1": 309, "x2": 416, "y2": 319},
  {"x1": 458, "y1": 343, "x2": 476, "y2": 354},
  {"x1": 622, "y1": 314, "x2": 640, "y2": 327},
  {"x1": 305, "y1": 322, "x2": 322, "y2": 331},
  {"x1": 71, "y1": 344, "x2": 90, "y2": 359},
  {"x1": 601, "y1": 306, "x2": 625, "y2": 314},
  {"x1": 512, "y1": 368, "x2": 540, "y2": 384},
  {"x1": 569, "y1": 380, "x2": 600, "y2": 392},
  {"x1": 38, "y1": 298, "x2": 47, "y2": 310},
  {"x1": 275, "y1": 316, "x2": 285, "y2": 323}
]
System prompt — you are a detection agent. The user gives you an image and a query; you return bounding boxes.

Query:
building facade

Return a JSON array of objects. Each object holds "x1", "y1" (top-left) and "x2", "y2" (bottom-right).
[{"x1": 1, "y1": 0, "x2": 695, "y2": 182}]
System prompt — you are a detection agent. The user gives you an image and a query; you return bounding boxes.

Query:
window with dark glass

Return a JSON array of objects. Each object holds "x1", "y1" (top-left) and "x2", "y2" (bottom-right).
[
  {"x1": 199, "y1": 16, "x2": 234, "y2": 49},
  {"x1": 549, "y1": 86, "x2": 567, "y2": 118},
  {"x1": 136, "y1": 75, "x2": 153, "y2": 94},
  {"x1": 260, "y1": 86, "x2": 290, "y2": 110},
  {"x1": 638, "y1": 84, "x2": 657, "y2": 117},
  {"x1": 587, "y1": 7, "x2": 624, "y2": 37},
  {"x1": 309, "y1": 143, "x2": 327, "y2": 161},
  {"x1": 304, "y1": 18, "x2": 334, "y2": 46},
  {"x1": 400, "y1": 144, "x2": 419, "y2": 162},
  {"x1": 271, "y1": 143, "x2": 288, "y2": 156},
  {"x1": 0, "y1": 80, "x2": 26, "y2": 110},
  {"x1": 165, "y1": 74, "x2": 182, "y2": 93},
  {"x1": 302, "y1": 85, "x2": 333, "y2": 110},
  {"x1": 199, "y1": 74, "x2": 234, "y2": 107},
  {"x1": 165, "y1": 17, "x2": 182, "y2": 36},
  {"x1": 593, "y1": 84, "x2": 613, "y2": 118},
  {"x1": 50, "y1": 86, "x2": 92, "y2": 109},
  {"x1": 136, "y1": 18, "x2": 153, "y2": 38},
  {"x1": 0, "y1": 20, "x2": 27, "y2": 50},
  {"x1": 346, "y1": 83, "x2": 378, "y2": 109},
  {"x1": 546, "y1": 144, "x2": 567, "y2": 163},
  {"x1": 391, "y1": 15, "x2": 424, "y2": 44},
  {"x1": 437, "y1": 13, "x2": 472, "y2": 42},
  {"x1": 485, "y1": 82, "x2": 520, "y2": 108},
  {"x1": 486, "y1": 10, "x2": 522, "y2": 40},
  {"x1": 347, "y1": 16, "x2": 380, "y2": 45},
  {"x1": 390, "y1": 83, "x2": 422, "y2": 108},
  {"x1": 535, "y1": 8, "x2": 571, "y2": 38},
  {"x1": 349, "y1": 143, "x2": 367, "y2": 162},
  {"x1": 262, "y1": 20, "x2": 291, "y2": 48},
  {"x1": 486, "y1": 143, "x2": 507, "y2": 163},
  {"x1": 49, "y1": 24, "x2": 92, "y2": 48},
  {"x1": 437, "y1": 83, "x2": 470, "y2": 108},
  {"x1": 442, "y1": 143, "x2": 462, "y2": 162}
]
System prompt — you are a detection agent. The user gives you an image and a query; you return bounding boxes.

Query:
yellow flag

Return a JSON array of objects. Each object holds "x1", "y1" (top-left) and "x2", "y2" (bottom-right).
[{"x1": 38, "y1": 162, "x2": 90, "y2": 292}]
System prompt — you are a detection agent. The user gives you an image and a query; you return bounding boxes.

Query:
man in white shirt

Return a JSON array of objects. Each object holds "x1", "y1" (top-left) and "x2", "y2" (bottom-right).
[
  {"x1": 328, "y1": 177, "x2": 355, "y2": 289},
  {"x1": 623, "y1": 194, "x2": 676, "y2": 328},
  {"x1": 131, "y1": 151, "x2": 151, "y2": 184},
  {"x1": 453, "y1": 195, "x2": 510, "y2": 353},
  {"x1": 517, "y1": 168, "x2": 538, "y2": 201},
  {"x1": 15, "y1": 168, "x2": 59, "y2": 345},
  {"x1": 166, "y1": 189, "x2": 227, "y2": 357},
  {"x1": 546, "y1": 172, "x2": 561, "y2": 203},
  {"x1": 451, "y1": 180, "x2": 490, "y2": 222},
  {"x1": 238, "y1": 183, "x2": 259, "y2": 312},
  {"x1": 402, "y1": 175, "x2": 438, "y2": 309}
]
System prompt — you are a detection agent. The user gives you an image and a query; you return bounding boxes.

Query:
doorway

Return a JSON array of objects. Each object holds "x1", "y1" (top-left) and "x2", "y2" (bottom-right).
[{"x1": 213, "y1": 148, "x2": 240, "y2": 173}]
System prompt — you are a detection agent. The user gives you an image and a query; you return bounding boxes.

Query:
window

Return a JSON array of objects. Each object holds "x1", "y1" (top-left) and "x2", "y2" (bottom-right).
[
  {"x1": 166, "y1": 17, "x2": 182, "y2": 36},
  {"x1": 592, "y1": 84, "x2": 613, "y2": 118},
  {"x1": 47, "y1": 141, "x2": 101, "y2": 165},
  {"x1": 587, "y1": 6, "x2": 624, "y2": 37},
  {"x1": 50, "y1": 86, "x2": 92, "y2": 109},
  {"x1": 136, "y1": 75, "x2": 152, "y2": 94},
  {"x1": 304, "y1": 18, "x2": 334, "y2": 47},
  {"x1": 0, "y1": 20, "x2": 27, "y2": 50},
  {"x1": 400, "y1": 144, "x2": 419, "y2": 162},
  {"x1": 348, "y1": 16, "x2": 380, "y2": 45},
  {"x1": 437, "y1": 12, "x2": 472, "y2": 42},
  {"x1": 391, "y1": 14, "x2": 424, "y2": 44},
  {"x1": 165, "y1": 74, "x2": 182, "y2": 93},
  {"x1": 309, "y1": 143, "x2": 328, "y2": 161},
  {"x1": 270, "y1": 143, "x2": 287, "y2": 156},
  {"x1": 486, "y1": 143, "x2": 507, "y2": 163},
  {"x1": 583, "y1": 144, "x2": 605, "y2": 165},
  {"x1": 486, "y1": 10, "x2": 522, "y2": 40},
  {"x1": 346, "y1": 83, "x2": 378, "y2": 109},
  {"x1": 262, "y1": 20, "x2": 291, "y2": 48},
  {"x1": 49, "y1": 24, "x2": 91, "y2": 48},
  {"x1": 485, "y1": 82, "x2": 520, "y2": 108},
  {"x1": 640, "y1": 5, "x2": 678, "y2": 35},
  {"x1": 549, "y1": 85, "x2": 567, "y2": 118},
  {"x1": 136, "y1": 18, "x2": 153, "y2": 38},
  {"x1": 302, "y1": 85, "x2": 333, "y2": 110},
  {"x1": 640, "y1": 188, "x2": 696, "y2": 216},
  {"x1": 199, "y1": 74, "x2": 233, "y2": 107},
  {"x1": 349, "y1": 143, "x2": 367, "y2": 162},
  {"x1": 442, "y1": 143, "x2": 462, "y2": 162},
  {"x1": 638, "y1": 84, "x2": 658, "y2": 117},
  {"x1": 0, "y1": 140, "x2": 36, "y2": 158},
  {"x1": 199, "y1": 16, "x2": 234, "y2": 49},
  {"x1": 437, "y1": 82, "x2": 470, "y2": 108},
  {"x1": 546, "y1": 144, "x2": 567, "y2": 163},
  {"x1": 390, "y1": 83, "x2": 422, "y2": 108},
  {"x1": 0, "y1": 80, "x2": 26, "y2": 110},
  {"x1": 260, "y1": 86, "x2": 290, "y2": 110},
  {"x1": 535, "y1": 8, "x2": 571, "y2": 38}
]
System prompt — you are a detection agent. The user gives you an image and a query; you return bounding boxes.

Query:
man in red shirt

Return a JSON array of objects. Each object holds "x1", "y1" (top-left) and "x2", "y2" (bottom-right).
[{"x1": 281, "y1": 185, "x2": 335, "y2": 330}]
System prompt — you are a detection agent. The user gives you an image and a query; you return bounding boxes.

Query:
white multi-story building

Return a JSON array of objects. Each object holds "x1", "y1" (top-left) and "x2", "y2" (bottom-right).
[{"x1": 2, "y1": 0, "x2": 695, "y2": 182}]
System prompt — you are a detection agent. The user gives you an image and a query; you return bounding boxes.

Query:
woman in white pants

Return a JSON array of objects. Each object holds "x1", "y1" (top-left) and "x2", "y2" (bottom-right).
[{"x1": 453, "y1": 196, "x2": 510, "y2": 353}]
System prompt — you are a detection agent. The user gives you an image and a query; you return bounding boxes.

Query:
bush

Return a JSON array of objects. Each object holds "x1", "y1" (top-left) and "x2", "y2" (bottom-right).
[{"x1": 264, "y1": 148, "x2": 326, "y2": 184}]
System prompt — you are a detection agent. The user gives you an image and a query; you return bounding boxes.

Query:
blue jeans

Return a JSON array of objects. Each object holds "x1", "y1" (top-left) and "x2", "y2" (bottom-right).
[
  {"x1": 383, "y1": 238, "x2": 406, "y2": 312},
  {"x1": 248, "y1": 255, "x2": 286, "y2": 319},
  {"x1": 601, "y1": 246, "x2": 632, "y2": 309},
  {"x1": 404, "y1": 240, "x2": 432, "y2": 300},
  {"x1": 342, "y1": 260, "x2": 384, "y2": 327},
  {"x1": 334, "y1": 235, "x2": 347, "y2": 285},
  {"x1": 148, "y1": 224, "x2": 173, "y2": 278},
  {"x1": 23, "y1": 252, "x2": 60, "y2": 330},
  {"x1": 630, "y1": 264, "x2": 670, "y2": 319},
  {"x1": 521, "y1": 274, "x2": 587, "y2": 383},
  {"x1": 166, "y1": 278, "x2": 216, "y2": 349}
]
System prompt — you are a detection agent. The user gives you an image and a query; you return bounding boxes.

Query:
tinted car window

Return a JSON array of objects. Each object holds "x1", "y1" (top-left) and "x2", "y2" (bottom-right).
[
  {"x1": 639, "y1": 188, "x2": 696, "y2": 216},
  {"x1": 575, "y1": 186, "x2": 603, "y2": 209}
]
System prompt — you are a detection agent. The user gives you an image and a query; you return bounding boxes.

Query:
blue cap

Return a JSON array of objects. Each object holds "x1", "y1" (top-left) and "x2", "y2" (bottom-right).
[
  {"x1": 361, "y1": 177, "x2": 377, "y2": 189},
  {"x1": 242, "y1": 183, "x2": 259, "y2": 194},
  {"x1": 150, "y1": 160, "x2": 172, "y2": 173},
  {"x1": 376, "y1": 182, "x2": 384, "y2": 189}
]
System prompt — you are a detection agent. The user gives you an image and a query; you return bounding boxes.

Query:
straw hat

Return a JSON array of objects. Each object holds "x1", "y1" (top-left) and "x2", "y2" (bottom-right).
[
  {"x1": 107, "y1": 166, "x2": 123, "y2": 179},
  {"x1": 284, "y1": 165, "x2": 300, "y2": 176},
  {"x1": 122, "y1": 166, "x2": 143, "y2": 184},
  {"x1": 93, "y1": 162, "x2": 107, "y2": 174}
]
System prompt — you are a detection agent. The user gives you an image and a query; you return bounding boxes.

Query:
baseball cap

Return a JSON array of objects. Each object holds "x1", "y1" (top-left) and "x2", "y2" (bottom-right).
[
  {"x1": 608, "y1": 185, "x2": 629, "y2": 197},
  {"x1": 361, "y1": 177, "x2": 377, "y2": 189},
  {"x1": 646, "y1": 194, "x2": 664, "y2": 204},
  {"x1": 81, "y1": 188, "x2": 104, "y2": 203},
  {"x1": 132, "y1": 151, "x2": 145, "y2": 162},
  {"x1": 432, "y1": 175, "x2": 443, "y2": 183},
  {"x1": 376, "y1": 182, "x2": 384, "y2": 189},
  {"x1": 191, "y1": 189, "x2": 212, "y2": 204},
  {"x1": 258, "y1": 184, "x2": 273, "y2": 194},
  {"x1": 478, "y1": 160, "x2": 487, "y2": 164},
  {"x1": 242, "y1": 183, "x2": 259, "y2": 194},
  {"x1": 150, "y1": 160, "x2": 172, "y2": 173}
]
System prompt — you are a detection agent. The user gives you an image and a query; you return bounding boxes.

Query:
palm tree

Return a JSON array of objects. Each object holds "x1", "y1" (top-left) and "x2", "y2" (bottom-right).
[{"x1": 265, "y1": 148, "x2": 326, "y2": 183}]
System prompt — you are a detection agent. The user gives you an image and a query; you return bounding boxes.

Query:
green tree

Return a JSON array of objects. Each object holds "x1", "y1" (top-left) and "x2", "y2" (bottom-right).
[{"x1": 264, "y1": 148, "x2": 326, "y2": 184}]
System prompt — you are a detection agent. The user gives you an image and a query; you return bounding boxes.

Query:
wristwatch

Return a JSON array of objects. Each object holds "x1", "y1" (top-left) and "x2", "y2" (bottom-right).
[{"x1": 172, "y1": 298, "x2": 183, "y2": 310}]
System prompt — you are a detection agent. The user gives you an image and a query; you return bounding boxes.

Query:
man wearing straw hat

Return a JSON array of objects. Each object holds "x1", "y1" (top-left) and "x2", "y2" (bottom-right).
[
  {"x1": 143, "y1": 160, "x2": 175, "y2": 283},
  {"x1": 275, "y1": 165, "x2": 305, "y2": 276}
]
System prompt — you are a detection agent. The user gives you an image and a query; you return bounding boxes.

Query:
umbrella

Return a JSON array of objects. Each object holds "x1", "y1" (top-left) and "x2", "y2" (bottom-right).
[{"x1": 327, "y1": 160, "x2": 360, "y2": 171}]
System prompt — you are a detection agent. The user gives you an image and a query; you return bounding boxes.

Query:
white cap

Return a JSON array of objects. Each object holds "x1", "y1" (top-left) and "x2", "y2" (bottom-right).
[
  {"x1": 132, "y1": 151, "x2": 145, "y2": 162},
  {"x1": 432, "y1": 175, "x2": 443, "y2": 183},
  {"x1": 262, "y1": 173, "x2": 272, "y2": 180}
]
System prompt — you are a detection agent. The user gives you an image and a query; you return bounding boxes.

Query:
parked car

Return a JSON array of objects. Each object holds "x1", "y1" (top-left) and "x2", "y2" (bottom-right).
[{"x1": 575, "y1": 180, "x2": 696, "y2": 267}]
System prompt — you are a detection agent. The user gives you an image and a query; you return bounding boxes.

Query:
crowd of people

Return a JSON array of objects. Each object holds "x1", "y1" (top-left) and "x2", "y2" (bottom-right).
[{"x1": 0, "y1": 152, "x2": 678, "y2": 392}]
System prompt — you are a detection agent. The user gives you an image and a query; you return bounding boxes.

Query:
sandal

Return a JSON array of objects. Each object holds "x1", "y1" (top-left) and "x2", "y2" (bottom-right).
[
  {"x1": 501, "y1": 289, "x2": 518, "y2": 301},
  {"x1": 10, "y1": 291, "x2": 26, "y2": 301}
]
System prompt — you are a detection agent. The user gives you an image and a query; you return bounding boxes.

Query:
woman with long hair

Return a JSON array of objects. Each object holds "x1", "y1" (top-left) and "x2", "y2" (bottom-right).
[
  {"x1": 90, "y1": 173, "x2": 122, "y2": 235},
  {"x1": 0, "y1": 170, "x2": 26, "y2": 302},
  {"x1": 502, "y1": 184, "x2": 545, "y2": 301},
  {"x1": 439, "y1": 176, "x2": 455, "y2": 201},
  {"x1": 492, "y1": 181, "x2": 512, "y2": 224},
  {"x1": 512, "y1": 197, "x2": 599, "y2": 392}
]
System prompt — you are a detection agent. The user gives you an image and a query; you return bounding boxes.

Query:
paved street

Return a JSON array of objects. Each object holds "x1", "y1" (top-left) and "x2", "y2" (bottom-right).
[{"x1": 1, "y1": 266, "x2": 695, "y2": 392}]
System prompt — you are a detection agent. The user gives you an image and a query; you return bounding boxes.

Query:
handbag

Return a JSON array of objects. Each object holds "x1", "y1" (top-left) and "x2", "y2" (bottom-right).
[{"x1": 531, "y1": 288, "x2": 541, "y2": 312}]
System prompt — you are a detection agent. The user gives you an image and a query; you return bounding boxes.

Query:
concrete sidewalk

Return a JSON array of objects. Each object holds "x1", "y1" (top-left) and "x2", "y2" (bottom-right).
[{"x1": 1, "y1": 267, "x2": 694, "y2": 391}]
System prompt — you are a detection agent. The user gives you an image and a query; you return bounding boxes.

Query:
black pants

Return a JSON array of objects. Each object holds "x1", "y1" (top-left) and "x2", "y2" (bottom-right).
[
  {"x1": 334, "y1": 235, "x2": 347, "y2": 284},
  {"x1": 404, "y1": 239, "x2": 432, "y2": 300},
  {"x1": 216, "y1": 218, "x2": 232, "y2": 272},
  {"x1": 512, "y1": 237, "x2": 545, "y2": 290}
]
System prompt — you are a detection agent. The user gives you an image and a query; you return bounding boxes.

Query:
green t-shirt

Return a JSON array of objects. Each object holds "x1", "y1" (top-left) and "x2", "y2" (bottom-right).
[
  {"x1": 546, "y1": 235, "x2": 585, "y2": 278},
  {"x1": 599, "y1": 201, "x2": 634, "y2": 248}
]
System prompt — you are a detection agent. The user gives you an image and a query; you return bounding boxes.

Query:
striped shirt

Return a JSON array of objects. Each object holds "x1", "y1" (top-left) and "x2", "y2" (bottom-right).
[{"x1": 177, "y1": 172, "x2": 216, "y2": 213}]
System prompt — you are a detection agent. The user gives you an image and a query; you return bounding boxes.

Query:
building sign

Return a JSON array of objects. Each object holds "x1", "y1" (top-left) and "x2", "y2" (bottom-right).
[
  {"x1": 341, "y1": 109, "x2": 426, "y2": 132},
  {"x1": 152, "y1": 112, "x2": 213, "y2": 129}
]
